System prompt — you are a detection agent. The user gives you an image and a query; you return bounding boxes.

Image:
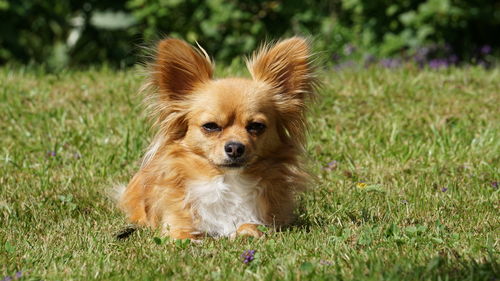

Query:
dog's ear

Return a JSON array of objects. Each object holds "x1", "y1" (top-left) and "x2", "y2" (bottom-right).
[
  {"x1": 146, "y1": 39, "x2": 212, "y2": 146},
  {"x1": 247, "y1": 37, "x2": 315, "y2": 147},
  {"x1": 153, "y1": 39, "x2": 213, "y2": 100},
  {"x1": 247, "y1": 37, "x2": 314, "y2": 101}
]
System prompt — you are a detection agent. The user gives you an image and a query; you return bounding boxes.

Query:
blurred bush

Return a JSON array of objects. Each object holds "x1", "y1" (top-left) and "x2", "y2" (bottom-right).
[
  {"x1": 0, "y1": 0, "x2": 136, "y2": 69},
  {"x1": 0, "y1": 0, "x2": 498, "y2": 68},
  {"x1": 340, "y1": 0, "x2": 499, "y2": 60}
]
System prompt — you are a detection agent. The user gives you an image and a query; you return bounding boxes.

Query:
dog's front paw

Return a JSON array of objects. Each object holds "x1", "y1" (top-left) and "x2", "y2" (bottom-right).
[
  {"x1": 169, "y1": 229, "x2": 205, "y2": 241},
  {"x1": 236, "y1": 223, "x2": 264, "y2": 239}
]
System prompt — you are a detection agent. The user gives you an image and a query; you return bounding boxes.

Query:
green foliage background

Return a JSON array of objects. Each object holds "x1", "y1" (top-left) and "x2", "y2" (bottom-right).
[{"x1": 0, "y1": 0, "x2": 498, "y2": 68}]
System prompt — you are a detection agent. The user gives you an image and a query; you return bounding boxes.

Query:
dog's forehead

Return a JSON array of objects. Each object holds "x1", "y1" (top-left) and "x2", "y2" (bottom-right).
[{"x1": 193, "y1": 78, "x2": 273, "y2": 113}]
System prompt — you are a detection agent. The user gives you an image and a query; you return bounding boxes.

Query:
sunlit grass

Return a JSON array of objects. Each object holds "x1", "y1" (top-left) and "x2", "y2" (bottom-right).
[{"x1": 1, "y1": 66, "x2": 498, "y2": 280}]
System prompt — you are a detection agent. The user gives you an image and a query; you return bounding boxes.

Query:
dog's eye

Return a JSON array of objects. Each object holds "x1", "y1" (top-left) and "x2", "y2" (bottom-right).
[
  {"x1": 202, "y1": 122, "x2": 222, "y2": 132},
  {"x1": 246, "y1": 122, "x2": 266, "y2": 135}
]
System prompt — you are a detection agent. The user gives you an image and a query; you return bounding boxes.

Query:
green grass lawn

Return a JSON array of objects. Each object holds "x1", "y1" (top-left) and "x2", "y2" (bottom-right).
[{"x1": 1, "y1": 65, "x2": 499, "y2": 280}]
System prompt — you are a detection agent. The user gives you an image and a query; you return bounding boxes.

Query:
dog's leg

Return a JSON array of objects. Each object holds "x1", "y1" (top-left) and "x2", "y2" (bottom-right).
[
  {"x1": 236, "y1": 223, "x2": 264, "y2": 238},
  {"x1": 169, "y1": 229, "x2": 204, "y2": 240},
  {"x1": 161, "y1": 208, "x2": 205, "y2": 241}
]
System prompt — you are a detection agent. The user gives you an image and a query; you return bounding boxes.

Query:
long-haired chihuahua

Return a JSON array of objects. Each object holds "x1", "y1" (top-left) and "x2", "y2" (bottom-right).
[{"x1": 116, "y1": 37, "x2": 317, "y2": 240}]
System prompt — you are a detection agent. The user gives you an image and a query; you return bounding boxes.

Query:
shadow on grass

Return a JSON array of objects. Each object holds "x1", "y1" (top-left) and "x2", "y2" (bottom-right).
[
  {"x1": 380, "y1": 252, "x2": 499, "y2": 281},
  {"x1": 289, "y1": 206, "x2": 387, "y2": 233},
  {"x1": 286, "y1": 211, "x2": 332, "y2": 233}
]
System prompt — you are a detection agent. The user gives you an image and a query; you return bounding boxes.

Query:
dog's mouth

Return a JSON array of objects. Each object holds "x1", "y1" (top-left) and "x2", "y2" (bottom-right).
[
  {"x1": 219, "y1": 163, "x2": 244, "y2": 168},
  {"x1": 216, "y1": 158, "x2": 247, "y2": 169}
]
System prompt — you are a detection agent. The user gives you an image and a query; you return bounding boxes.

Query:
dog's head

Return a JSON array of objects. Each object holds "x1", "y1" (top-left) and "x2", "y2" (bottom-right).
[{"x1": 148, "y1": 38, "x2": 315, "y2": 170}]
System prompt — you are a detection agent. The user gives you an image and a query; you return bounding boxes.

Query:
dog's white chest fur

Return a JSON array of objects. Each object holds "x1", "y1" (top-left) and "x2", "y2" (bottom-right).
[{"x1": 185, "y1": 173, "x2": 263, "y2": 237}]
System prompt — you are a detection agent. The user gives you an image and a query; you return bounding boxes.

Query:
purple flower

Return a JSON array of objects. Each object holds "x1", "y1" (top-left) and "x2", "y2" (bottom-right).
[
  {"x1": 429, "y1": 59, "x2": 449, "y2": 69},
  {"x1": 0, "y1": 271, "x2": 22, "y2": 281},
  {"x1": 241, "y1": 250, "x2": 256, "y2": 264},
  {"x1": 441, "y1": 187, "x2": 448, "y2": 192},
  {"x1": 46, "y1": 150, "x2": 56, "y2": 157},
  {"x1": 491, "y1": 181, "x2": 498, "y2": 190},
  {"x1": 323, "y1": 160, "x2": 338, "y2": 171},
  {"x1": 480, "y1": 45, "x2": 492, "y2": 55},
  {"x1": 379, "y1": 58, "x2": 401, "y2": 69}
]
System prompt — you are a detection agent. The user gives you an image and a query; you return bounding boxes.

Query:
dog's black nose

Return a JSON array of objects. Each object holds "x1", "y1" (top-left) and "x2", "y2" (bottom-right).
[{"x1": 224, "y1": 142, "x2": 245, "y2": 159}]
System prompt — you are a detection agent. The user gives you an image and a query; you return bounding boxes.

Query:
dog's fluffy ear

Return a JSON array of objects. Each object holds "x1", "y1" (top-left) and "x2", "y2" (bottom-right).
[
  {"x1": 144, "y1": 39, "x2": 213, "y2": 148},
  {"x1": 247, "y1": 37, "x2": 314, "y2": 101},
  {"x1": 247, "y1": 37, "x2": 315, "y2": 147},
  {"x1": 153, "y1": 39, "x2": 213, "y2": 100}
]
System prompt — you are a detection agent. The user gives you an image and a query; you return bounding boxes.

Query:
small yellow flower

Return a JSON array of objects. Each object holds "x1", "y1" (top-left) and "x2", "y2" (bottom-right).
[{"x1": 356, "y1": 182, "x2": 367, "y2": 189}]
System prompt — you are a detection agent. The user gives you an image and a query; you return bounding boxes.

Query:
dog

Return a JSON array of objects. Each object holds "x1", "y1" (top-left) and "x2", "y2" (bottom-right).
[{"x1": 116, "y1": 37, "x2": 317, "y2": 240}]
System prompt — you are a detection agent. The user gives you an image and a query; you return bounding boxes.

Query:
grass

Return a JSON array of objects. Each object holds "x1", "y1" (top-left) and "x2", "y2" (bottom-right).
[{"x1": 0, "y1": 65, "x2": 499, "y2": 280}]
